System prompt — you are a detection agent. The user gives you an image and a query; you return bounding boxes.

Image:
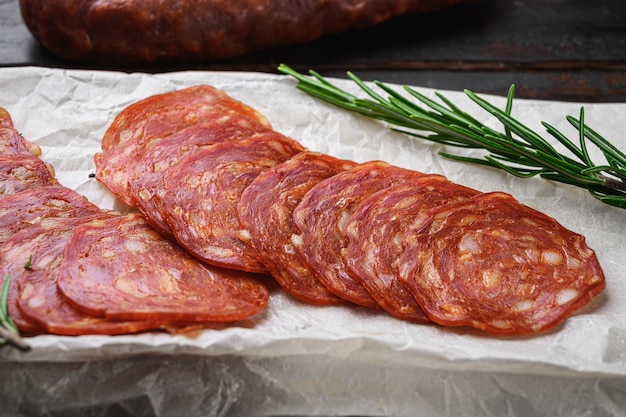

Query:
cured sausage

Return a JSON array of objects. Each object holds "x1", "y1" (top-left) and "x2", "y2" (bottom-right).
[
  {"x1": 57, "y1": 213, "x2": 270, "y2": 322},
  {"x1": 238, "y1": 152, "x2": 357, "y2": 305},
  {"x1": 100, "y1": 85, "x2": 270, "y2": 151},
  {"x1": 0, "y1": 259, "x2": 42, "y2": 335},
  {"x1": 397, "y1": 192, "x2": 606, "y2": 335},
  {"x1": 20, "y1": 0, "x2": 471, "y2": 65},
  {"x1": 0, "y1": 107, "x2": 13, "y2": 128},
  {"x1": 4, "y1": 216, "x2": 220, "y2": 335},
  {"x1": 344, "y1": 175, "x2": 479, "y2": 322},
  {"x1": 0, "y1": 89, "x2": 608, "y2": 338},
  {"x1": 0, "y1": 185, "x2": 102, "y2": 245},
  {"x1": 130, "y1": 117, "x2": 269, "y2": 236},
  {"x1": 0, "y1": 215, "x2": 114, "y2": 335},
  {"x1": 95, "y1": 85, "x2": 271, "y2": 206},
  {"x1": 155, "y1": 133, "x2": 305, "y2": 272},
  {"x1": 0, "y1": 155, "x2": 58, "y2": 196},
  {"x1": 0, "y1": 107, "x2": 41, "y2": 157},
  {"x1": 4, "y1": 216, "x2": 174, "y2": 336},
  {"x1": 292, "y1": 160, "x2": 425, "y2": 308}
]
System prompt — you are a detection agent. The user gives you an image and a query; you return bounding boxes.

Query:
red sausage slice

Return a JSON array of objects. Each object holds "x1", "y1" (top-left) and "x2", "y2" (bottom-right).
[
  {"x1": 238, "y1": 152, "x2": 357, "y2": 305},
  {"x1": 0, "y1": 155, "x2": 58, "y2": 197},
  {"x1": 4, "y1": 216, "x2": 176, "y2": 335},
  {"x1": 130, "y1": 116, "x2": 266, "y2": 236},
  {"x1": 95, "y1": 85, "x2": 271, "y2": 206},
  {"x1": 57, "y1": 213, "x2": 270, "y2": 322},
  {"x1": 344, "y1": 175, "x2": 479, "y2": 322},
  {"x1": 0, "y1": 185, "x2": 102, "y2": 244},
  {"x1": 398, "y1": 192, "x2": 606, "y2": 335},
  {"x1": 5, "y1": 216, "x2": 225, "y2": 335},
  {"x1": 100, "y1": 85, "x2": 271, "y2": 151},
  {"x1": 292, "y1": 161, "x2": 425, "y2": 308},
  {"x1": 156, "y1": 133, "x2": 305, "y2": 272},
  {"x1": 0, "y1": 107, "x2": 41, "y2": 157},
  {"x1": 0, "y1": 254, "x2": 43, "y2": 335}
]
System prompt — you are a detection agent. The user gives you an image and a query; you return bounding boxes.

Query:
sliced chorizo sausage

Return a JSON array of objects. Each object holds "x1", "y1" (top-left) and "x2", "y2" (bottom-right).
[
  {"x1": 156, "y1": 133, "x2": 305, "y2": 272},
  {"x1": 397, "y1": 192, "x2": 606, "y2": 335},
  {"x1": 344, "y1": 175, "x2": 479, "y2": 322},
  {"x1": 238, "y1": 151, "x2": 356, "y2": 305},
  {"x1": 0, "y1": 185, "x2": 102, "y2": 244},
  {"x1": 0, "y1": 155, "x2": 58, "y2": 197},
  {"x1": 292, "y1": 160, "x2": 425, "y2": 308},
  {"x1": 95, "y1": 85, "x2": 271, "y2": 206},
  {"x1": 57, "y1": 213, "x2": 270, "y2": 322}
]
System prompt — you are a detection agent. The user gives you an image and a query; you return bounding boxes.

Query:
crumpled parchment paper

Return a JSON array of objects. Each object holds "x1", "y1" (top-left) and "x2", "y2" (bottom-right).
[{"x1": 0, "y1": 67, "x2": 625, "y2": 417}]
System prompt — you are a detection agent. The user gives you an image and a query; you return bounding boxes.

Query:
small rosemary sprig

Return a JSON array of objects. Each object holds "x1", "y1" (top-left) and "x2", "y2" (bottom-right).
[
  {"x1": 278, "y1": 64, "x2": 626, "y2": 209},
  {"x1": 24, "y1": 255, "x2": 33, "y2": 270},
  {"x1": 0, "y1": 275, "x2": 30, "y2": 351}
]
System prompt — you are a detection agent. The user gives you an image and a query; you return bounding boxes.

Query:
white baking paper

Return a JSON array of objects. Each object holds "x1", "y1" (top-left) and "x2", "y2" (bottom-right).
[{"x1": 0, "y1": 67, "x2": 625, "y2": 417}]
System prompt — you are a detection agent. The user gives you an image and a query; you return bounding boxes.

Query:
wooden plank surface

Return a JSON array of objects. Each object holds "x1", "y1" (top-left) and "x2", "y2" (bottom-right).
[{"x1": 1, "y1": 0, "x2": 626, "y2": 102}]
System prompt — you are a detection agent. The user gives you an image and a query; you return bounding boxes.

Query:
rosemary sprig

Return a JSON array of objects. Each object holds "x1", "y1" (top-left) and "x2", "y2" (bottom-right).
[
  {"x1": 0, "y1": 275, "x2": 30, "y2": 351},
  {"x1": 278, "y1": 64, "x2": 626, "y2": 209}
]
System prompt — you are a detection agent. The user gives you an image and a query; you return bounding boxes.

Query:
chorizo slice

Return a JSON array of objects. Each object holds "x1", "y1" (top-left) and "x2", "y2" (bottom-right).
[
  {"x1": 0, "y1": 107, "x2": 42, "y2": 157},
  {"x1": 0, "y1": 185, "x2": 102, "y2": 245},
  {"x1": 3, "y1": 216, "x2": 175, "y2": 336},
  {"x1": 57, "y1": 213, "x2": 270, "y2": 322},
  {"x1": 95, "y1": 85, "x2": 271, "y2": 206},
  {"x1": 397, "y1": 192, "x2": 606, "y2": 335},
  {"x1": 100, "y1": 85, "x2": 270, "y2": 151},
  {"x1": 292, "y1": 161, "x2": 425, "y2": 308},
  {"x1": 0, "y1": 107, "x2": 13, "y2": 128},
  {"x1": 344, "y1": 175, "x2": 479, "y2": 322},
  {"x1": 130, "y1": 116, "x2": 266, "y2": 236},
  {"x1": 0, "y1": 256, "x2": 43, "y2": 335},
  {"x1": 238, "y1": 152, "x2": 356, "y2": 305},
  {"x1": 156, "y1": 133, "x2": 305, "y2": 273},
  {"x1": 0, "y1": 155, "x2": 58, "y2": 197}
]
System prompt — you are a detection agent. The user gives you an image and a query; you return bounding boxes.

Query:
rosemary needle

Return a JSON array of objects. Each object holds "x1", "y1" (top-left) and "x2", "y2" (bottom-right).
[
  {"x1": 0, "y1": 275, "x2": 30, "y2": 351},
  {"x1": 278, "y1": 64, "x2": 626, "y2": 210}
]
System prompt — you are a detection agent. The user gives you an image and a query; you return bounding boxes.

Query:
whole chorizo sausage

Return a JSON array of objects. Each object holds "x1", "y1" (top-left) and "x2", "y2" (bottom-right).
[{"x1": 20, "y1": 0, "x2": 469, "y2": 65}]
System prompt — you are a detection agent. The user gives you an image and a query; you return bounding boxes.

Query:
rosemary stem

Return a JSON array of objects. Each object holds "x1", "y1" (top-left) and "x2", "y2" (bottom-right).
[
  {"x1": 1, "y1": 275, "x2": 30, "y2": 351},
  {"x1": 278, "y1": 64, "x2": 626, "y2": 210},
  {"x1": 0, "y1": 325, "x2": 30, "y2": 351},
  {"x1": 602, "y1": 175, "x2": 626, "y2": 193}
]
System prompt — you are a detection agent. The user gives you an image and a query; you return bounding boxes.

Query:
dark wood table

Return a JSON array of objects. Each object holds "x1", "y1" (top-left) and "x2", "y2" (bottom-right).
[{"x1": 2, "y1": 0, "x2": 626, "y2": 103}]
